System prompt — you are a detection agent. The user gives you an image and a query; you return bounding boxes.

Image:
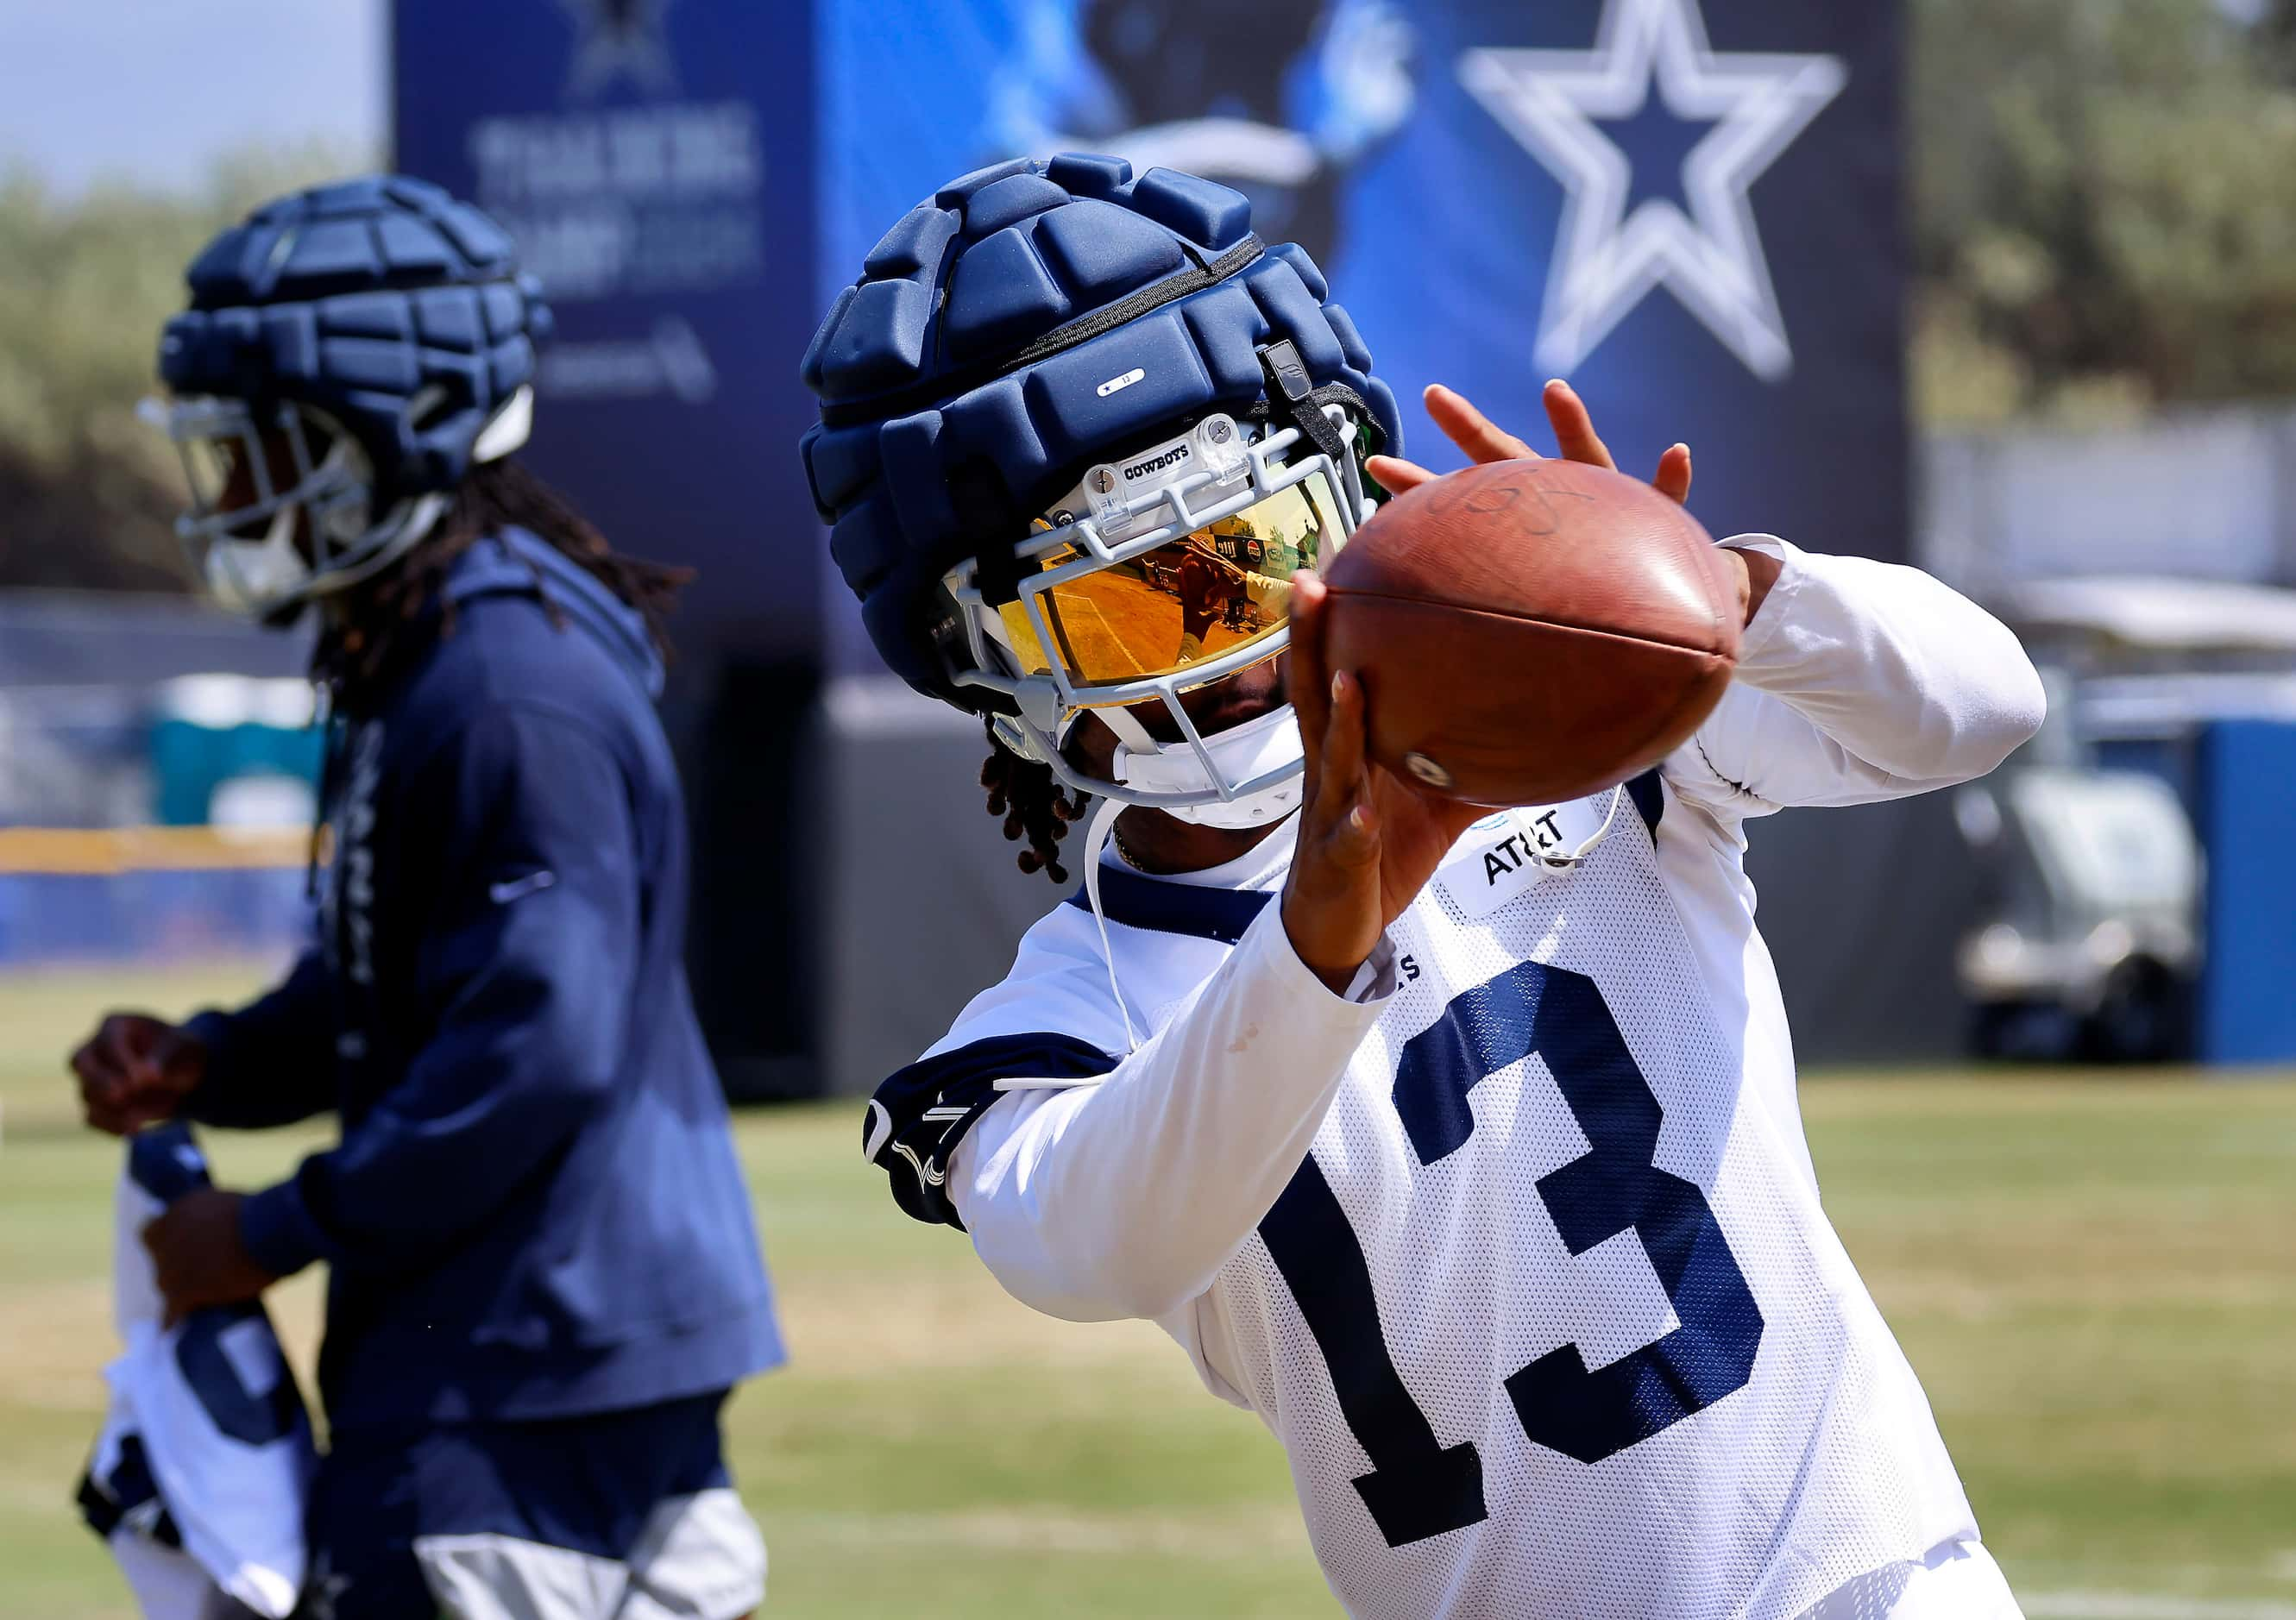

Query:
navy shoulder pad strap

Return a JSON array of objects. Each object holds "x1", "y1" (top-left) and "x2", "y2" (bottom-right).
[
  {"x1": 1063, "y1": 865, "x2": 1274, "y2": 944},
  {"x1": 865, "y1": 1032, "x2": 1118, "y2": 1230},
  {"x1": 1627, "y1": 769, "x2": 1664, "y2": 839},
  {"x1": 1064, "y1": 775, "x2": 1661, "y2": 947}
]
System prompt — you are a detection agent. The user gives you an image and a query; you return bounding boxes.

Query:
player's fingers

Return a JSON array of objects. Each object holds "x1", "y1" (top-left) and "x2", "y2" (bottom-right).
[
  {"x1": 1324, "y1": 794, "x2": 1381, "y2": 870},
  {"x1": 118, "y1": 1096, "x2": 173, "y2": 1133},
  {"x1": 1433, "y1": 798, "x2": 1490, "y2": 849},
  {"x1": 98, "y1": 1017, "x2": 158, "y2": 1088},
  {"x1": 1312, "y1": 671, "x2": 1379, "y2": 872},
  {"x1": 1654, "y1": 443, "x2": 1693, "y2": 505},
  {"x1": 1286, "y1": 571, "x2": 1333, "y2": 801},
  {"x1": 1425, "y1": 385, "x2": 1538, "y2": 466},
  {"x1": 71, "y1": 1046, "x2": 148, "y2": 1128},
  {"x1": 70, "y1": 1039, "x2": 123, "y2": 1094},
  {"x1": 155, "y1": 1265, "x2": 193, "y2": 1333},
  {"x1": 1543, "y1": 380, "x2": 1618, "y2": 472},
  {"x1": 81, "y1": 1074, "x2": 147, "y2": 1131},
  {"x1": 1364, "y1": 454, "x2": 1436, "y2": 496},
  {"x1": 1321, "y1": 668, "x2": 1368, "y2": 799}
]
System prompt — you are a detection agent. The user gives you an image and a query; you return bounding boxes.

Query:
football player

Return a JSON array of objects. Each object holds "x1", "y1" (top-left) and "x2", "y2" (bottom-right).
[
  {"x1": 808, "y1": 156, "x2": 2046, "y2": 1618},
  {"x1": 69, "y1": 177, "x2": 779, "y2": 1620}
]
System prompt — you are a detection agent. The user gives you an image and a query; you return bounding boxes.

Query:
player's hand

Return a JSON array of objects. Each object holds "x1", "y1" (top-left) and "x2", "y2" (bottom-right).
[
  {"x1": 1366, "y1": 381, "x2": 1777, "y2": 625},
  {"x1": 1282, "y1": 572, "x2": 1486, "y2": 995},
  {"x1": 142, "y1": 1189, "x2": 276, "y2": 1328},
  {"x1": 71, "y1": 1014, "x2": 207, "y2": 1136},
  {"x1": 1367, "y1": 380, "x2": 1694, "y2": 505}
]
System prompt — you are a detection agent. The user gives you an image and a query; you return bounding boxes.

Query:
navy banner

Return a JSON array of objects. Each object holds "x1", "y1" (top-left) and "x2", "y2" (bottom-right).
[
  {"x1": 395, "y1": 3, "x2": 826, "y2": 1094},
  {"x1": 818, "y1": 0, "x2": 1905, "y2": 675},
  {"x1": 390, "y1": 0, "x2": 1915, "y2": 1079},
  {"x1": 393, "y1": 0, "x2": 820, "y2": 658}
]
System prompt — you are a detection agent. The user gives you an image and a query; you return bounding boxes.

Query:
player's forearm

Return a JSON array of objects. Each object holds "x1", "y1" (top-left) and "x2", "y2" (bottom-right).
[
  {"x1": 953, "y1": 903, "x2": 1391, "y2": 1323},
  {"x1": 1724, "y1": 537, "x2": 2045, "y2": 786},
  {"x1": 179, "y1": 951, "x2": 340, "y2": 1129},
  {"x1": 239, "y1": 855, "x2": 636, "y2": 1279},
  {"x1": 239, "y1": 1012, "x2": 613, "y2": 1279}
]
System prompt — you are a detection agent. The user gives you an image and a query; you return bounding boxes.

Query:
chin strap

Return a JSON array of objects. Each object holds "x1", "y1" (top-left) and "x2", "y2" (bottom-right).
[
  {"x1": 989, "y1": 793, "x2": 1136, "y2": 1092},
  {"x1": 1079, "y1": 796, "x2": 1141, "y2": 1055},
  {"x1": 1535, "y1": 784, "x2": 1626, "y2": 870}
]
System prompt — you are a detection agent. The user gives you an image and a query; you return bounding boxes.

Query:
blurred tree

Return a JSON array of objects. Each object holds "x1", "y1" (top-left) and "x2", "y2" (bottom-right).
[
  {"x1": 0, "y1": 147, "x2": 356, "y2": 592},
  {"x1": 1912, "y1": 0, "x2": 2296, "y2": 424}
]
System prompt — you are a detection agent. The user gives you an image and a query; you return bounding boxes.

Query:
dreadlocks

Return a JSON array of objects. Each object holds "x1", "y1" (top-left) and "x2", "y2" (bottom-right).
[
  {"x1": 979, "y1": 717, "x2": 1085, "y2": 885},
  {"x1": 310, "y1": 459, "x2": 690, "y2": 704}
]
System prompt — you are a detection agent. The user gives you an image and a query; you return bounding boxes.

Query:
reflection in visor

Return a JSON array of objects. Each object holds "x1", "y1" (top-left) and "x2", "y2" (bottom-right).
[{"x1": 997, "y1": 471, "x2": 1349, "y2": 693}]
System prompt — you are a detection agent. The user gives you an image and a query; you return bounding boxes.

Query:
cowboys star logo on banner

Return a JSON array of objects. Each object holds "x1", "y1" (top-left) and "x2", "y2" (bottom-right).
[
  {"x1": 555, "y1": 0, "x2": 677, "y2": 99},
  {"x1": 1461, "y1": 0, "x2": 1846, "y2": 381}
]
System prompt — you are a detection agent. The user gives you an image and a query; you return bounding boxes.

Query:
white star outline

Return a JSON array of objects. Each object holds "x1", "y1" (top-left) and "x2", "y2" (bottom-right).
[{"x1": 1460, "y1": 0, "x2": 1846, "y2": 382}]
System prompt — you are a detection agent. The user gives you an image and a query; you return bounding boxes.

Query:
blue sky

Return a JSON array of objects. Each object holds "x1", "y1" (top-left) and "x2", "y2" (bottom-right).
[{"x1": 0, "y1": 0, "x2": 386, "y2": 193}]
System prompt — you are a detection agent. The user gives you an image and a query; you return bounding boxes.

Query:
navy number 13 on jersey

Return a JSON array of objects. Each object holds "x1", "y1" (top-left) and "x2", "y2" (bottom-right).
[{"x1": 1258, "y1": 958, "x2": 1764, "y2": 1548}]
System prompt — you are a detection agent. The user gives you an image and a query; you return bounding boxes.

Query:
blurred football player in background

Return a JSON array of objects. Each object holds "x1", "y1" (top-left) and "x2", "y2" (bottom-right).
[
  {"x1": 69, "y1": 177, "x2": 779, "y2": 1620},
  {"x1": 808, "y1": 154, "x2": 2044, "y2": 1618}
]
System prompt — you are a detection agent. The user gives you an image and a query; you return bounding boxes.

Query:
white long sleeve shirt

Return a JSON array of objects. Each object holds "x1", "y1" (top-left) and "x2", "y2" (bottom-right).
[{"x1": 865, "y1": 538, "x2": 2044, "y2": 1620}]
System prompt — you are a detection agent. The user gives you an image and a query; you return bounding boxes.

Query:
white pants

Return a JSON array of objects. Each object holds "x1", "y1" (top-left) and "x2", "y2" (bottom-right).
[{"x1": 413, "y1": 1490, "x2": 766, "y2": 1620}]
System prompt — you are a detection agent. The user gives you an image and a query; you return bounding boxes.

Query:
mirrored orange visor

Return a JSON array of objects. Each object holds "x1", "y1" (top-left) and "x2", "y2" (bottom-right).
[{"x1": 996, "y1": 471, "x2": 1349, "y2": 694}]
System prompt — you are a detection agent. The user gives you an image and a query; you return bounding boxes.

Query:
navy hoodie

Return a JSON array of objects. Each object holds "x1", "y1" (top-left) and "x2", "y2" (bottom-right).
[{"x1": 184, "y1": 528, "x2": 783, "y2": 1429}]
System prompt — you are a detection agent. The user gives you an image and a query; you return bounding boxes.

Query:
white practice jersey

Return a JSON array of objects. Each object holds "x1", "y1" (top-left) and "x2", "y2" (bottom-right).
[{"x1": 865, "y1": 538, "x2": 2045, "y2": 1620}]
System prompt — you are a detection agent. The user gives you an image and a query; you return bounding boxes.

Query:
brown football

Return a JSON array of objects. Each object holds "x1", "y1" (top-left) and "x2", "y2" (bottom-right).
[{"x1": 1319, "y1": 458, "x2": 1740, "y2": 807}]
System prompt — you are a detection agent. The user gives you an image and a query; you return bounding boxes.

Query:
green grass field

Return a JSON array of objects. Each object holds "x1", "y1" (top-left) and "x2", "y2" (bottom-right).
[{"x1": 3, "y1": 964, "x2": 2293, "y2": 1618}]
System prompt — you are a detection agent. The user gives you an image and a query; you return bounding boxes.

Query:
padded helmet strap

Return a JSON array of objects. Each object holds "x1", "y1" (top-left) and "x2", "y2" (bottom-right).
[
  {"x1": 1258, "y1": 339, "x2": 1355, "y2": 472},
  {"x1": 950, "y1": 462, "x2": 1023, "y2": 609}
]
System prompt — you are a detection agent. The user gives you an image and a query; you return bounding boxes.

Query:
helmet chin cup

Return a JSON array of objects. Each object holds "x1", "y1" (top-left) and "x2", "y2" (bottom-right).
[
  {"x1": 201, "y1": 503, "x2": 314, "y2": 618},
  {"x1": 1161, "y1": 771, "x2": 1304, "y2": 829},
  {"x1": 1115, "y1": 705, "x2": 1305, "y2": 828},
  {"x1": 990, "y1": 696, "x2": 1305, "y2": 826}
]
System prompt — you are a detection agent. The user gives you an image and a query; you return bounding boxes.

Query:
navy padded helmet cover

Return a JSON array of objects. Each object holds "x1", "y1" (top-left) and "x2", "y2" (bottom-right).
[
  {"x1": 157, "y1": 174, "x2": 553, "y2": 496},
  {"x1": 798, "y1": 153, "x2": 1402, "y2": 701}
]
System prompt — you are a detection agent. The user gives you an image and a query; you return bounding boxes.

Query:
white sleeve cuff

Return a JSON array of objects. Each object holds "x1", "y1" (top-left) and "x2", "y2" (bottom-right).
[
  {"x1": 1345, "y1": 936, "x2": 1399, "y2": 1003},
  {"x1": 1247, "y1": 895, "x2": 1400, "y2": 1011},
  {"x1": 1717, "y1": 533, "x2": 1806, "y2": 678}
]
